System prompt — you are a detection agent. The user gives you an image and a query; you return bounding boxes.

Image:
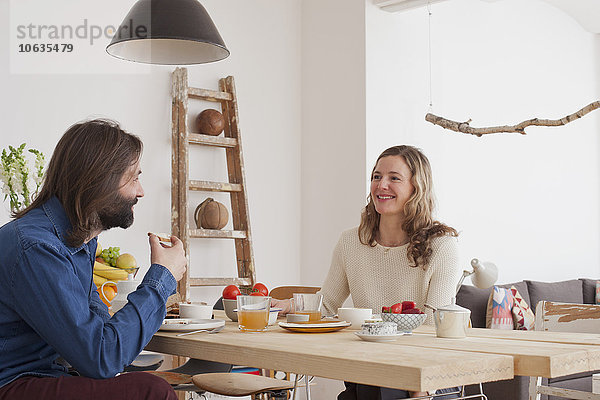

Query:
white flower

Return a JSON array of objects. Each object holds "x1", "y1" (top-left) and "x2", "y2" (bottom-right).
[
  {"x1": 1, "y1": 145, "x2": 45, "y2": 212},
  {"x1": 12, "y1": 169, "x2": 23, "y2": 196},
  {"x1": 32, "y1": 170, "x2": 43, "y2": 185}
]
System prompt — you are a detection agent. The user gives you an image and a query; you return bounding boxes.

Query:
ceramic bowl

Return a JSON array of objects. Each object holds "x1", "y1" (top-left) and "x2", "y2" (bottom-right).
[
  {"x1": 381, "y1": 313, "x2": 426, "y2": 333},
  {"x1": 179, "y1": 303, "x2": 213, "y2": 320},
  {"x1": 222, "y1": 299, "x2": 238, "y2": 321},
  {"x1": 337, "y1": 307, "x2": 372, "y2": 329}
]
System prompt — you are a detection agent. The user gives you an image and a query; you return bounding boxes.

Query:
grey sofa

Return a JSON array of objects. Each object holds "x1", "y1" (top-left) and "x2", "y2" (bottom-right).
[{"x1": 456, "y1": 278, "x2": 598, "y2": 400}]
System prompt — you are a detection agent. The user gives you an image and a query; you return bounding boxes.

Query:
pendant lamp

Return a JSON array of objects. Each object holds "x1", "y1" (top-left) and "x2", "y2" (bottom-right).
[{"x1": 106, "y1": 0, "x2": 230, "y2": 65}]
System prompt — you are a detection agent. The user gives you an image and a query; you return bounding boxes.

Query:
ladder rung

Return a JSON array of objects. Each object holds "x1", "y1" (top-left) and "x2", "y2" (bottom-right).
[
  {"x1": 188, "y1": 87, "x2": 233, "y2": 101},
  {"x1": 190, "y1": 277, "x2": 253, "y2": 287},
  {"x1": 188, "y1": 133, "x2": 238, "y2": 148},
  {"x1": 190, "y1": 229, "x2": 247, "y2": 239},
  {"x1": 189, "y1": 180, "x2": 242, "y2": 192}
]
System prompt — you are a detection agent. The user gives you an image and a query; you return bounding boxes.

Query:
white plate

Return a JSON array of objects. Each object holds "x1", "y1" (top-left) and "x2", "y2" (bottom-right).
[
  {"x1": 354, "y1": 331, "x2": 405, "y2": 342},
  {"x1": 159, "y1": 319, "x2": 225, "y2": 332},
  {"x1": 279, "y1": 320, "x2": 351, "y2": 329},
  {"x1": 132, "y1": 351, "x2": 164, "y2": 367}
]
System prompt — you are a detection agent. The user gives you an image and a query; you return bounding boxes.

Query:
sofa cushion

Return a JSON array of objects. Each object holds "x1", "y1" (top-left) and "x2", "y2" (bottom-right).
[
  {"x1": 580, "y1": 278, "x2": 597, "y2": 304},
  {"x1": 456, "y1": 285, "x2": 490, "y2": 328},
  {"x1": 510, "y1": 286, "x2": 535, "y2": 330},
  {"x1": 500, "y1": 281, "x2": 530, "y2": 306},
  {"x1": 456, "y1": 281, "x2": 529, "y2": 329},
  {"x1": 486, "y1": 287, "x2": 514, "y2": 329},
  {"x1": 526, "y1": 279, "x2": 583, "y2": 312}
]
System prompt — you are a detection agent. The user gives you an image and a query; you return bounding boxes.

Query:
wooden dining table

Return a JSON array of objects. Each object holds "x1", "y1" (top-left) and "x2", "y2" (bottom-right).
[{"x1": 145, "y1": 312, "x2": 600, "y2": 392}]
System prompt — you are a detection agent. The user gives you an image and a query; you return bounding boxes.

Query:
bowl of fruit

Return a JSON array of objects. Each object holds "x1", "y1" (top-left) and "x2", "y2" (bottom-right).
[
  {"x1": 381, "y1": 301, "x2": 426, "y2": 333},
  {"x1": 221, "y1": 283, "x2": 271, "y2": 322}
]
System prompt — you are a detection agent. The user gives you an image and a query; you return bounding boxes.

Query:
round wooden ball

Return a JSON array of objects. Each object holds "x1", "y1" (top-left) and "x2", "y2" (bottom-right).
[
  {"x1": 196, "y1": 109, "x2": 225, "y2": 136},
  {"x1": 201, "y1": 201, "x2": 229, "y2": 230}
]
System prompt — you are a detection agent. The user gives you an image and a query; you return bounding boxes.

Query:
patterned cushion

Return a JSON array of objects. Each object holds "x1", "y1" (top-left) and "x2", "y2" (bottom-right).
[
  {"x1": 510, "y1": 286, "x2": 535, "y2": 330},
  {"x1": 596, "y1": 281, "x2": 600, "y2": 305},
  {"x1": 486, "y1": 286, "x2": 515, "y2": 329}
]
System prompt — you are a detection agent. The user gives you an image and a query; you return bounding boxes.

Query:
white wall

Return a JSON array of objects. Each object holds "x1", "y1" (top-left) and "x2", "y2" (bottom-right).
[
  {"x1": 300, "y1": 0, "x2": 367, "y2": 289},
  {"x1": 0, "y1": 0, "x2": 302, "y2": 305},
  {"x1": 2, "y1": 0, "x2": 600, "y2": 397},
  {"x1": 299, "y1": 1, "x2": 367, "y2": 397},
  {"x1": 366, "y1": 0, "x2": 600, "y2": 283}
]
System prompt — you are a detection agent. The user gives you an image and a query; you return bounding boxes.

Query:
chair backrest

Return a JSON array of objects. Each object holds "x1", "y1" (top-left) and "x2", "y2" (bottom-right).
[
  {"x1": 269, "y1": 286, "x2": 320, "y2": 300},
  {"x1": 535, "y1": 301, "x2": 600, "y2": 333},
  {"x1": 529, "y1": 301, "x2": 600, "y2": 400}
]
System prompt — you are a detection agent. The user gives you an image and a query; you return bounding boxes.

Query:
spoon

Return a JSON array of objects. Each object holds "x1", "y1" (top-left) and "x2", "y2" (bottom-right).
[{"x1": 176, "y1": 324, "x2": 224, "y2": 336}]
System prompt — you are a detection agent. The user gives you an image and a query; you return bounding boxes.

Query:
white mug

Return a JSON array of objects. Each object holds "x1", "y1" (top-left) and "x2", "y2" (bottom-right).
[{"x1": 337, "y1": 307, "x2": 372, "y2": 329}]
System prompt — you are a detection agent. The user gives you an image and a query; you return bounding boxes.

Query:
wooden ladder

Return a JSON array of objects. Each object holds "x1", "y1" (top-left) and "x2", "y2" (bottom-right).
[{"x1": 171, "y1": 67, "x2": 256, "y2": 301}]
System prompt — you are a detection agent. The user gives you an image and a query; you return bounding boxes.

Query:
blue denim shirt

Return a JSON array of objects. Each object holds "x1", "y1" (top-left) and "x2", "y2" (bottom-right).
[{"x1": 0, "y1": 196, "x2": 177, "y2": 387}]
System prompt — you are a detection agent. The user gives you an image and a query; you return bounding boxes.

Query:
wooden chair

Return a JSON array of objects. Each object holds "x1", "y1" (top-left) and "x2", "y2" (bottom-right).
[
  {"x1": 147, "y1": 359, "x2": 294, "y2": 399},
  {"x1": 267, "y1": 286, "x2": 321, "y2": 399},
  {"x1": 192, "y1": 373, "x2": 294, "y2": 399},
  {"x1": 528, "y1": 301, "x2": 600, "y2": 400},
  {"x1": 269, "y1": 286, "x2": 320, "y2": 300}
]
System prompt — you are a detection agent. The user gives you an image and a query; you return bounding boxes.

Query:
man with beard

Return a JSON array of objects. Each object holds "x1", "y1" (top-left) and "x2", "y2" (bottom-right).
[{"x1": 0, "y1": 119, "x2": 186, "y2": 400}]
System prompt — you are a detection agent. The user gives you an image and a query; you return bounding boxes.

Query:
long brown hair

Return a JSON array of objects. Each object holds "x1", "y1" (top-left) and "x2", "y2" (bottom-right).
[
  {"x1": 15, "y1": 119, "x2": 143, "y2": 247},
  {"x1": 358, "y1": 145, "x2": 457, "y2": 269}
]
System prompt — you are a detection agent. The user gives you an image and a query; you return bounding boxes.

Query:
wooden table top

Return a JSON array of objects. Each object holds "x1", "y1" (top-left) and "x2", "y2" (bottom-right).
[
  {"x1": 146, "y1": 312, "x2": 600, "y2": 392},
  {"x1": 147, "y1": 315, "x2": 512, "y2": 392}
]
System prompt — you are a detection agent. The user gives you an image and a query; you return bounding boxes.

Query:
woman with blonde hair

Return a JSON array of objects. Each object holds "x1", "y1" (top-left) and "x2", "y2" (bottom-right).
[
  {"x1": 275, "y1": 145, "x2": 461, "y2": 399},
  {"x1": 321, "y1": 145, "x2": 459, "y2": 323},
  {"x1": 327, "y1": 145, "x2": 461, "y2": 399}
]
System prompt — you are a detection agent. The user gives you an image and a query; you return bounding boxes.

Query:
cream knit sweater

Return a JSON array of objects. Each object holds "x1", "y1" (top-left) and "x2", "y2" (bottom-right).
[{"x1": 319, "y1": 227, "x2": 460, "y2": 325}]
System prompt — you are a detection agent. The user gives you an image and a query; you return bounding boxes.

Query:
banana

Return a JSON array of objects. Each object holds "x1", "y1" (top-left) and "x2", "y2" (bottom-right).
[
  {"x1": 93, "y1": 261, "x2": 128, "y2": 281},
  {"x1": 93, "y1": 273, "x2": 108, "y2": 288}
]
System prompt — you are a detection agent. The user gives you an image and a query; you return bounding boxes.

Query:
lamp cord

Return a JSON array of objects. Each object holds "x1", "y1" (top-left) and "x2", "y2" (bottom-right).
[{"x1": 427, "y1": 1, "x2": 433, "y2": 113}]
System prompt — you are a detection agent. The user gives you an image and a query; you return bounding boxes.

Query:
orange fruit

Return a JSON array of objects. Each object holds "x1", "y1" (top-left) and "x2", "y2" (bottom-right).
[{"x1": 98, "y1": 284, "x2": 117, "y2": 307}]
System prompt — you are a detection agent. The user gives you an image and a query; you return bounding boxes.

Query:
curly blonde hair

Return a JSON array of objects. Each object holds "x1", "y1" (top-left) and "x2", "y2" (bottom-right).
[{"x1": 358, "y1": 145, "x2": 457, "y2": 269}]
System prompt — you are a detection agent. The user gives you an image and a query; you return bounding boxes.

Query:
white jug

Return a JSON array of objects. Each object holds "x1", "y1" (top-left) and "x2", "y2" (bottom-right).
[
  {"x1": 432, "y1": 301, "x2": 471, "y2": 339},
  {"x1": 100, "y1": 274, "x2": 141, "y2": 312}
]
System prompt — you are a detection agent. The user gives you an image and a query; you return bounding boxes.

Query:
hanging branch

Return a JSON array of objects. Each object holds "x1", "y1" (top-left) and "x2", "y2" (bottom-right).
[{"x1": 425, "y1": 101, "x2": 600, "y2": 136}]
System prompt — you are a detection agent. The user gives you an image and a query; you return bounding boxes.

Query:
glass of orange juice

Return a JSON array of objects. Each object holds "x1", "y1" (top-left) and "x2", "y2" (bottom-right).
[
  {"x1": 237, "y1": 295, "x2": 271, "y2": 332},
  {"x1": 292, "y1": 293, "x2": 323, "y2": 322}
]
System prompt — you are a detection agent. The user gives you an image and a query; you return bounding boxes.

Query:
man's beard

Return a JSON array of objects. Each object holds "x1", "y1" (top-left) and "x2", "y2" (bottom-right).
[{"x1": 98, "y1": 194, "x2": 138, "y2": 230}]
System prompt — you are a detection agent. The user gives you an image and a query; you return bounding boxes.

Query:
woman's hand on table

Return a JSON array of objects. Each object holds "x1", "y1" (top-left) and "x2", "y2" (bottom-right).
[{"x1": 271, "y1": 298, "x2": 292, "y2": 315}]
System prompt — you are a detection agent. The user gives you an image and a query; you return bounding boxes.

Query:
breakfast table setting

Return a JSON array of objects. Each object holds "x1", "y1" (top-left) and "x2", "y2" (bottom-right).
[
  {"x1": 144, "y1": 269, "x2": 600, "y2": 394},
  {"x1": 147, "y1": 302, "x2": 600, "y2": 393}
]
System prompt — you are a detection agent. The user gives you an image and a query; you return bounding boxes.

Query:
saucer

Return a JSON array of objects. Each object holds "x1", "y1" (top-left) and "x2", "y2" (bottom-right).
[{"x1": 354, "y1": 331, "x2": 405, "y2": 342}]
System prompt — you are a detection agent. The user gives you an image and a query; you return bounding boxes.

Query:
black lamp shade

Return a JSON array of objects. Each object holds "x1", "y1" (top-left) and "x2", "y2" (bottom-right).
[{"x1": 106, "y1": 0, "x2": 230, "y2": 65}]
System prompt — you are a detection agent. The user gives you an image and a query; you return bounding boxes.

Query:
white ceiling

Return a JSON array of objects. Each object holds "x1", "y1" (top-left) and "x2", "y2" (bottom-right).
[
  {"x1": 373, "y1": 0, "x2": 600, "y2": 33},
  {"x1": 542, "y1": 0, "x2": 600, "y2": 33}
]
